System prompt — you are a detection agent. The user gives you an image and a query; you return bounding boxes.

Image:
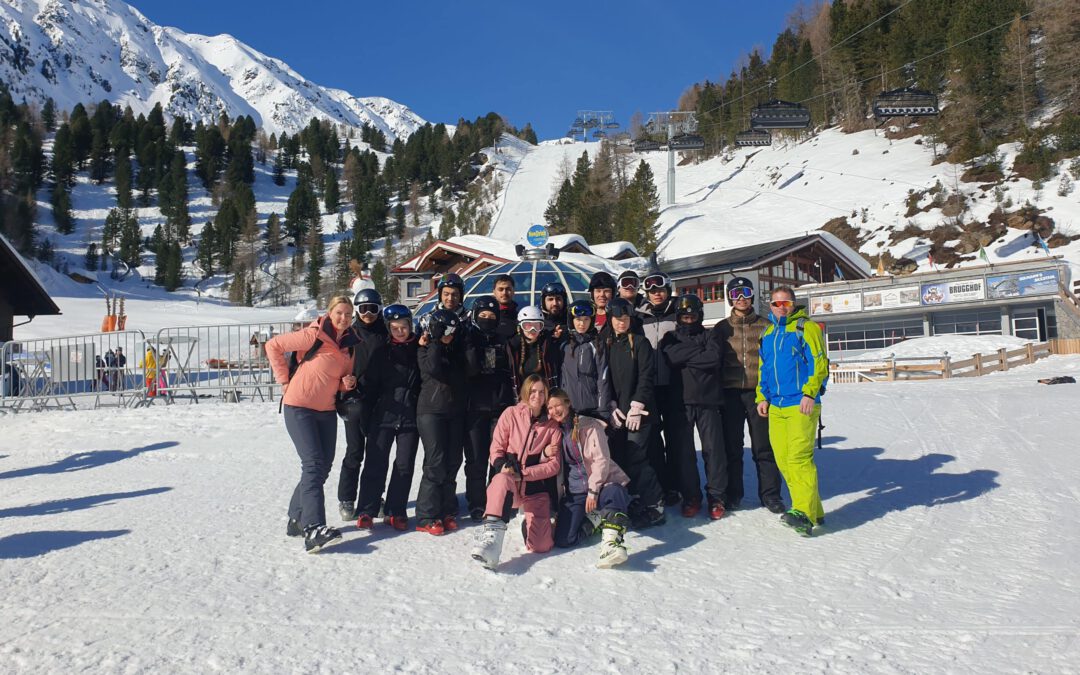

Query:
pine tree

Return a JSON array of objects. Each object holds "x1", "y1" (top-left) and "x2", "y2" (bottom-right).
[
  {"x1": 197, "y1": 221, "x2": 216, "y2": 277},
  {"x1": 265, "y1": 213, "x2": 284, "y2": 256},
  {"x1": 324, "y1": 169, "x2": 340, "y2": 213},
  {"x1": 305, "y1": 216, "x2": 324, "y2": 298},
  {"x1": 118, "y1": 210, "x2": 142, "y2": 267},
  {"x1": 115, "y1": 157, "x2": 133, "y2": 211},
  {"x1": 615, "y1": 161, "x2": 661, "y2": 255},
  {"x1": 50, "y1": 123, "x2": 75, "y2": 186},
  {"x1": 41, "y1": 97, "x2": 56, "y2": 131},
  {"x1": 333, "y1": 239, "x2": 352, "y2": 295},
  {"x1": 50, "y1": 184, "x2": 74, "y2": 234},
  {"x1": 152, "y1": 224, "x2": 167, "y2": 285},
  {"x1": 164, "y1": 241, "x2": 183, "y2": 291},
  {"x1": 84, "y1": 243, "x2": 100, "y2": 271}
]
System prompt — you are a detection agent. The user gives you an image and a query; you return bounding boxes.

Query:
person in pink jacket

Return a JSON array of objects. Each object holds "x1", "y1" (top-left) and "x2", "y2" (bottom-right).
[
  {"x1": 265, "y1": 296, "x2": 360, "y2": 553},
  {"x1": 547, "y1": 389, "x2": 632, "y2": 568},
  {"x1": 470, "y1": 374, "x2": 561, "y2": 570}
]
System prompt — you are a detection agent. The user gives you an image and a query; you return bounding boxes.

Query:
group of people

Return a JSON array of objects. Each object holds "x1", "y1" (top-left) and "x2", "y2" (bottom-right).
[{"x1": 265, "y1": 267, "x2": 830, "y2": 569}]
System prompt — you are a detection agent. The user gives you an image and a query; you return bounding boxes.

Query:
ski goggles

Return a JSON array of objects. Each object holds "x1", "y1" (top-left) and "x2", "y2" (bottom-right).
[
  {"x1": 618, "y1": 277, "x2": 639, "y2": 291},
  {"x1": 356, "y1": 303, "x2": 380, "y2": 316},
  {"x1": 568, "y1": 304, "x2": 595, "y2": 319},
  {"x1": 642, "y1": 274, "x2": 670, "y2": 291},
  {"x1": 770, "y1": 300, "x2": 794, "y2": 308},
  {"x1": 728, "y1": 287, "x2": 754, "y2": 301},
  {"x1": 520, "y1": 320, "x2": 545, "y2": 334}
]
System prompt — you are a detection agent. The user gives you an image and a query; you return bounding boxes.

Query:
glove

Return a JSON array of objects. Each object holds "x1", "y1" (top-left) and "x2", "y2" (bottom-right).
[
  {"x1": 611, "y1": 407, "x2": 626, "y2": 430},
  {"x1": 626, "y1": 401, "x2": 649, "y2": 432}
]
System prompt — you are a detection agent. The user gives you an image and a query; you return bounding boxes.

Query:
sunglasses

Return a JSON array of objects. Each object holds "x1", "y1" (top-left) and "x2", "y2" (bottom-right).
[
  {"x1": 728, "y1": 287, "x2": 754, "y2": 301},
  {"x1": 770, "y1": 300, "x2": 794, "y2": 308},
  {"x1": 521, "y1": 320, "x2": 544, "y2": 333},
  {"x1": 569, "y1": 305, "x2": 595, "y2": 318},
  {"x1": 618, "y1": 277, "x2": 639, "y2": 290},
  {"x1": 643, "y1": 275, "x2": 669, "y2": 291},
  {"x1": 357, "y1": 304, "x2": 380, "y2": 316}
]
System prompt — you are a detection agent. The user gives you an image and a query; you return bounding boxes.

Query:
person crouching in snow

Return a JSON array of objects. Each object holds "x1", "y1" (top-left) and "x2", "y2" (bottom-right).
[
  {"x1": 471, "y1": 374, "x2": 562, "y2": 571},
  {"x1": 547, "y1": 389, "x2": 631, "y2": 568}
]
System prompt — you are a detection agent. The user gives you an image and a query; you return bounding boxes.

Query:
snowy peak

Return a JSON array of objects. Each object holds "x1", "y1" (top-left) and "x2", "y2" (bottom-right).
[{"x1": 0, "y1": 0, "x2": 428, "y2": 139}]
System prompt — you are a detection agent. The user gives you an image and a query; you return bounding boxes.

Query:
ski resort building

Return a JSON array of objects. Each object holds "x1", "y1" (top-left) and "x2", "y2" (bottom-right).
[
  {"x1": 660, "y1": 232, "x2": 873, "y2": 326},
  {"x1": 391, "y1": 234, "x2": 639, "y2": 311},
  {"x1": 795, "y1": 258, "x2": 1078, "y2": 359},
  {"x1": 0, "y1": 233, "x2": 61, "y2": 342}
]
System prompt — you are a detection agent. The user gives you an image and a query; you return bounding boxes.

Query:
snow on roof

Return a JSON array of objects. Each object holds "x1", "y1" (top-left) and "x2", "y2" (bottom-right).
[
  {"x1": 589, "y1": 241, "x2": 640, "y2": 259},
  {"x1": 547, "y1": 234, "x2": 590, "y2": 252}
]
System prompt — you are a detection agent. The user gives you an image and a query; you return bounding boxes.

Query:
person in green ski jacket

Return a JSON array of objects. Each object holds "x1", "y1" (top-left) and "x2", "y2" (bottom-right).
[{"x1": 755, "y1": 285, "x2": 829, "y2": 536}]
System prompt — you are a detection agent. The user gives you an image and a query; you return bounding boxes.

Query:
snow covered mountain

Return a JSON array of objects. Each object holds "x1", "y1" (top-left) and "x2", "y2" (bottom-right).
[{"x1": 0, "y1": 0, "x2": 428, "y2": 139}]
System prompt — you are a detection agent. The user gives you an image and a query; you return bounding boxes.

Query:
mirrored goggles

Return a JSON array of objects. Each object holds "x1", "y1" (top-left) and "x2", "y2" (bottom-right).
[
  {"x1": 728, "y1": 287, "x2": 754, "y2": 301},
  {"x1": 642, "y1": 274, "x2": 669, "y2": 291},
  {"x1": 569, "y1": 304, "x2": 595, "y2": 318},
  {"x1": 770, "y1": 300, "x2": 794, "y2": 309}
]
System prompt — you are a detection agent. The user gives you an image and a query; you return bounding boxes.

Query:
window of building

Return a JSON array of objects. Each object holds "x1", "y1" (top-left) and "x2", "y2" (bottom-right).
[
  {"x1": 824, "y1": 317, "x2": 925, "y2": 356},
  {"x1": 932, "y1": 309, "x2": 1001, "y2": 336},
  {"x1": 406, "y1": 281, "x2": 422, "y2": 298}
]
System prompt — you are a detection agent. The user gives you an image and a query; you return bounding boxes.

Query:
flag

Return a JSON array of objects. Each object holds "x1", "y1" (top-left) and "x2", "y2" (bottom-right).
[
  {"x1": 978, "y1": 246, "x2": 990, "y2": 264},
  {"x1": 834, "y1": 263, "x2": 844, "y2": 280},
  {"x1": 1035, "y1": 232, "x2": 1051, "y2": 256},
  {"x1": 927, "y1": 251, "x2": 935, "y2": 269},
  {"x1": 876, "y1": 256, "x2": 885, "y2": 276}
]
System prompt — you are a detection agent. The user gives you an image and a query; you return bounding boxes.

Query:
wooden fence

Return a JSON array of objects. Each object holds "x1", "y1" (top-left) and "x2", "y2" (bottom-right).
[{"x1": 830, "y1": 340, "x2": 1069, "y2": 384}]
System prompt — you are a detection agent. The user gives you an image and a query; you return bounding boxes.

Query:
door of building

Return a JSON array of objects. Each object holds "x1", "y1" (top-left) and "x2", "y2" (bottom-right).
[{"x1": 1011, "y1": 307, "x2": 1046, "y2": 341}]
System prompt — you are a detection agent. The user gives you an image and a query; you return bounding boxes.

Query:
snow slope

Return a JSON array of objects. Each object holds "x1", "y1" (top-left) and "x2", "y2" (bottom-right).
[
  {"x1": 2, "y1": 354, "x2": 1079, "y2": 671},
  {"x1": 0, "y1": 0, "x2": 428, "y2": 139},
  {"x1": 487, "y1": 130, "x2": 1080, "y2": 278}
]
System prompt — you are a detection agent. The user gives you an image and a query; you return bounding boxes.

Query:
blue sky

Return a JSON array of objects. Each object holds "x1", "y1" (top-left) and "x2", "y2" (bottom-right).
[{"x1": 131, "y1": 1, "x2": 801, "y2": 140}]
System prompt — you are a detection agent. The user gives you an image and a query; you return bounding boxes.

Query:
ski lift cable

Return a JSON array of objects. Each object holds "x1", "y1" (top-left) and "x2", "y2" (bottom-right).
[
  {"x1": 697, "y1": 0, "x2": 918, "y2": 120},
  {"x1": 694, "y1": 0, "x2": 1068, "y2": 133}
]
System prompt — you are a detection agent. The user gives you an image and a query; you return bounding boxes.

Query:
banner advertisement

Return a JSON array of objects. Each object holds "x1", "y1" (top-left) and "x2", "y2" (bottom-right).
[
  {"x1": 809, "y1": 292, "x2": 862, "y2": 315},
  {"x1": 986, "y1": 269, "x2": 1059, "y2": 299},
  {"x1": 862, "y1": 285, "x2": 921, "y2": 310},
  {"x1": 920, "y1": 279, "x2": 985, "y2": 305}
]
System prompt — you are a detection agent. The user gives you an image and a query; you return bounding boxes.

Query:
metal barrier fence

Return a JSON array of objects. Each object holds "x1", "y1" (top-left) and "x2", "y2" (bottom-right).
[
  {"x1": 1, "y1": 330, "x2": 148, "y2": 411},
  {"x1": 147, "y1": 322, "x2": 298, "y2": 404}
]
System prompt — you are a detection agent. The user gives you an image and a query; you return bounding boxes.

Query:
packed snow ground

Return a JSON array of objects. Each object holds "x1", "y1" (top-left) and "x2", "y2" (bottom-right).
[{"x1": 2, "y1": 357, "x2": 1079, "y2": 672}]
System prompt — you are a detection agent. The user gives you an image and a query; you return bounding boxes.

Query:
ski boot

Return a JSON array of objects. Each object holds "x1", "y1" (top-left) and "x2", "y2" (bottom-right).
[
  {"x1": 338, "y1": 501, "x2": 356, "y2": 522},
  {"x1": 597, "y1": 518, "x2": 629, "y2": 569},
  {"x1": 286, "y1": 518, "x2": 303, "y2": 537},
  {"x1": 471, "y1": 518, "x2": 507, "y2": 571},
  {"x1": 356, "y1": 513, "x2": 374, "y2": 530}
]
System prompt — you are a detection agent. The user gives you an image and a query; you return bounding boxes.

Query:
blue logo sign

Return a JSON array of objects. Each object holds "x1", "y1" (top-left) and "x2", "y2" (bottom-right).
[{"x1": 526, "y1": 224, "x2": 549, "y2": 248}]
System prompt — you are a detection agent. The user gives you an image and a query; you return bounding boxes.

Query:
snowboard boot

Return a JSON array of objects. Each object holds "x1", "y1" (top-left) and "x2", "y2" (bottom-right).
[
  {"x1": 338, "y1": 502, "x2": 356, "y2": 522},
  {"x1": 304, "y1": 525, "x2": 343, "y2": 553},
  {"x1": 471, "y1": 518, "x2": 507, "y2": 571},
  {"x1": 286, "y1": 518, "x2": 303, "y2": 537},
  {"x1": 597, "y1": 520, "x2": 628, "y2": 569},
  {"x1": 780, "y1": 509, "x2": 814, "y2": 537}
]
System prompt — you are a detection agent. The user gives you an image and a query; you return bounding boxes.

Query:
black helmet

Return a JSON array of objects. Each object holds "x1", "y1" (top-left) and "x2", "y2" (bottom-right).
[
  {"x1": 470, "y1": 295, "x2": 499, "y2": 325},
  {"x1": 540, "y1": 281, "x2": 567, "y2": 303},
  {"x1": 437, "y1": 273, "x2": 464, "y2": 292},
  {"x1": 353, "y1": 288, "x2": 382, "y2": 316},
  {"x1": 726, "y1": 276, "x2": 754, "y2": 302},
  {"x1": 675, "y1": 294, "x2": 704, "y2": 321},
  {"x1": 566, "y1": 300, "x2": 595, "y2": 328},
  {"x1": 607, "y1": 297, "x2": 634, "y2": 318},
  {"x1": 426, "y1": 308, "x2": 461, "y2": 341},
  {"x1": 588, "y1": 271, "x2": 616, "y2": 291}
]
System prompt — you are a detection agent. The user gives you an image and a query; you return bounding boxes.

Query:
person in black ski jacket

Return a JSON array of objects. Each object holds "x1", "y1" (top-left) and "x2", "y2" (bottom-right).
[
  {"x1": 636, "y1": 272, "x2": 687, "y2": 508},
  {"x1": 604, "y1": 297, "x2": 665, "y2": 527},
  {"x1": 661, "y1": 294, "x2": 726, "y2": 519},
  {"x1": 540, "y1": 281, "x2": 569, "y2": 347},
  {"x1": 336, "y1": 288, "x2": 388, "y2": 521},
  {"x1": 560, "y1": 299, "x2": 615, "y2": 420},
  {"x1": 356, "y1": 304, "x2": 422, "y2": 531},
  {"x1": 462, "y1": 295, "x2": 516, "y2": 521},
  {"x1": 492, "y1": 274, "x2": 520, "y2": 340},
  {"x1": 415, "y1": 309, "x2": 469, "y2": 535},
  {"x1": 509, "y1": 305, "x2": 563, "y2": 392}
]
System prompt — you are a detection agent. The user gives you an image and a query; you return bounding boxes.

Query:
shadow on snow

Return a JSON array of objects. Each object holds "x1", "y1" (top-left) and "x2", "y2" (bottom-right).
[
  {"x1": 0, "y1": 487, "x2": 173, "y2": 519},
  {"x1": 0, "y1": 442, "x2": 178, "y2": 480},
  {"x1": 0, "y1": 530, "x2": 130, "y2": 559}
]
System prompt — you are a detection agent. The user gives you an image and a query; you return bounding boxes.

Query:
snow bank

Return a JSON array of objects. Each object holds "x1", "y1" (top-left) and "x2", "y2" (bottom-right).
[{"x1": 857, "y1": 334, "x2": 1034, "y2": 361}]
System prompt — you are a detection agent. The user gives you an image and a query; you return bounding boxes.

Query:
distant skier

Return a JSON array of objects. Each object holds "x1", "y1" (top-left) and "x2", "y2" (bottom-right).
[{"x1": 755, "y1": 286, "x2": 829, "y2": 536}]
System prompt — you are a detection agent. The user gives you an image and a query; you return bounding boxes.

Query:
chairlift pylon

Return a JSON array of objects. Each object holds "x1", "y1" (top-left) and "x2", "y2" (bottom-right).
[
  {"x1": 735, "y1": 129, "x2": 772, "y2": 147},
  {"x1": 750, "y1": 99, "x2": 811, "y2": 130},
  {"x1": 872, "y1": 87, "x2": 939, "y2": 118}
]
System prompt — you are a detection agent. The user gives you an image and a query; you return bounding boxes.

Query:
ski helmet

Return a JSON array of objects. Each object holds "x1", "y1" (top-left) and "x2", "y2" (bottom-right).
[
  {"x1": 675, "y1": 294, "x2": 704, "y2": 322},
  {"x1": 588, "y1": 271, "x2": 617, "y2": 292},
  {"x1": 426, "y1": 308, "x2": 460, "y2": 341},
  {"x1": 641, "y1": 272, "x2": 671, "y2": 292},
  {"x1": 606, "y1": 297, "x2": 634, "y2": 318},
  {"x1": 437, "y1": 273, "x2": 465, "y2": 292},
  {"x1": 517, "y1": 305, "x2": 543, "y2": 323},
  {"x1": 726, "y1": 276, "x2": 754, "y2": 302},
  {"x1": 382, "y1": 304, "x2": 412, "y2": 322},
  {"x1": 470, "y1": 295, "x2": 500, "y2": 331},
  {"x1": 540, "y1": 282, "x2": 567, "y2": 304},
  {"x1": 617, "y1": 269, "x2": 640, "y2": 290},
  {"x1": 567, "y1": 300, "x2": 596, "y2": 328}
]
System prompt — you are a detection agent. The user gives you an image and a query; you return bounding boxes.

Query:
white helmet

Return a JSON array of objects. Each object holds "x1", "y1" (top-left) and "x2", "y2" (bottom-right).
[{"x1": 517, "y1": 305, "x2": 543, "y2": 323}]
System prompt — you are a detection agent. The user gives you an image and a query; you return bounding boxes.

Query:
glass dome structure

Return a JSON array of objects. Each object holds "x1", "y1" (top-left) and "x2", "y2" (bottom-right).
[{"x1": 415, "y1": 256, "x2": 602, "y2": 319}]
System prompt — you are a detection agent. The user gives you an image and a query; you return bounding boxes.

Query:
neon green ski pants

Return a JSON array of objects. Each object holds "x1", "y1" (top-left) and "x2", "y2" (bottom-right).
[{"x1": 767, "y1": 403, "x2": 824, "y2": 524}]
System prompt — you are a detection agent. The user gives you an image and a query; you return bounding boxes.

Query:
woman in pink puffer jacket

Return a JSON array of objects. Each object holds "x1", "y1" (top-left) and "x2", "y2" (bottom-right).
[
  {"x1": 470, "y1": 374, "x2": 561, "y2": 570},
  {"x1": 265, "y1": 296, "x2": 360, "y2": 553}
]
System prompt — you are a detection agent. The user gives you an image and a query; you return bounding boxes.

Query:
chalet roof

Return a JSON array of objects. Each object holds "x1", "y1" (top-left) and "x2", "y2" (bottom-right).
[{"x1": 0, "y1": 233, "x2": 61, "y2": 317}]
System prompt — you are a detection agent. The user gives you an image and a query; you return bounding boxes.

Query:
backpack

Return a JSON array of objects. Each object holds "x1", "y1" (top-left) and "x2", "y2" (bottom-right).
[
  {"x1": 794, "y1": 317, "x2": 829, "y2": 449},
  {"x1": 279, "y1": 338, "x2": 324, "y2": 413}
]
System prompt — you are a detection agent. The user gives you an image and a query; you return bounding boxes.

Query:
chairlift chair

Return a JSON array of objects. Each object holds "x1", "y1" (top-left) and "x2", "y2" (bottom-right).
[
  {"x1": 735, "y1": 129, "x2": 772, "y2": 147},
  {"x1": 872, "y1": 87, "x2": 939, "y2": 118},
  {"x1": 603, "y1": 121, "x2": 620, "y2": 129},
  {"x1": 592, "y1": 130, "x2": 607, "y2": 139},
  {"x1": 750, "y1": 99, "x2": 811, "y2": 130},
  {"x1": 669, "y1": 134, "x2": 705, "y2": 151},
  {"x1": 584, "y1": 118, "x2": 600, "y2": 129},
  {"x1": 633, "y1": 138, "x2": 662, "y2": 153}
]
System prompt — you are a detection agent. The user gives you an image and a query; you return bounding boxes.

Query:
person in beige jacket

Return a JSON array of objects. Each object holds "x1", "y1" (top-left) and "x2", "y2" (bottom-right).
[{"x1": 265, "y1": 296, "x2": 360, "y2": 553}]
